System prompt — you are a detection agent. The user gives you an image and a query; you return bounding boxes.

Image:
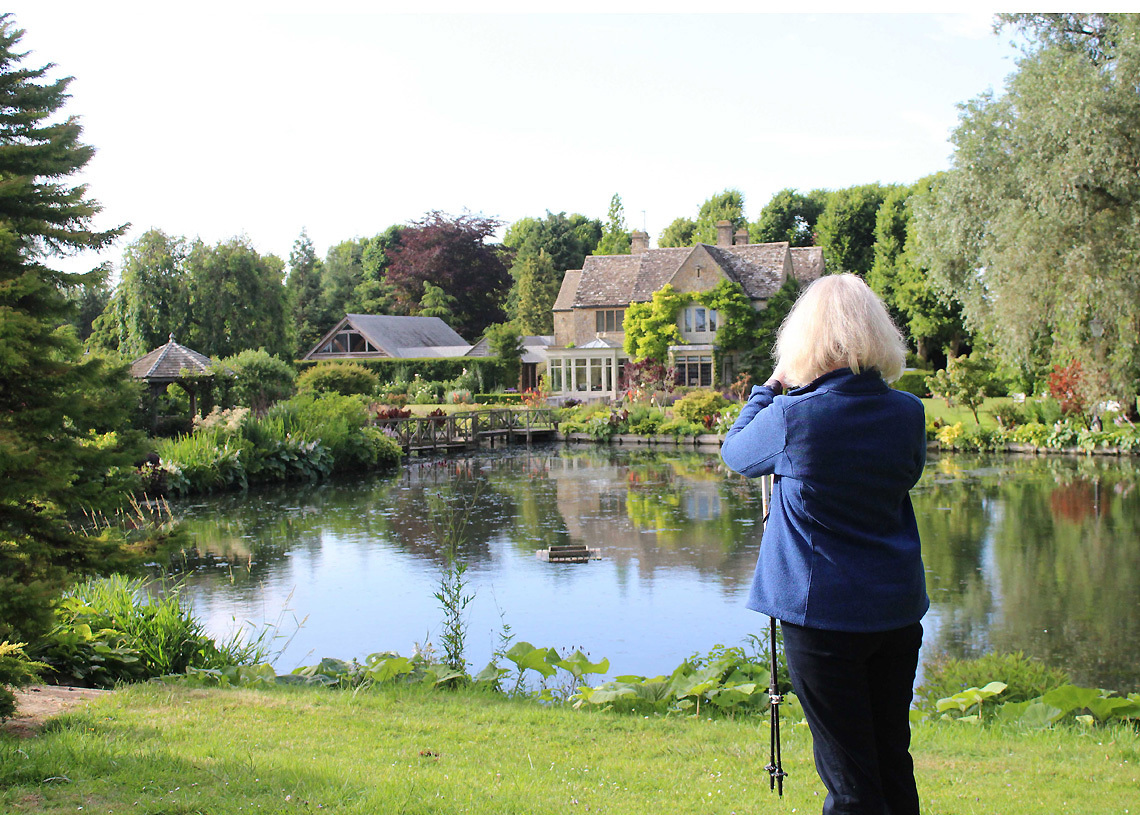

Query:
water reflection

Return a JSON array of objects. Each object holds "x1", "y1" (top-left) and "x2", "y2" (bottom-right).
[
  {"x1": 914, "y1": 454, "x2": 1140, "y2": 692},
  {"x1": 169, "y1": 446, "x2": 1140, "y2": 691}
]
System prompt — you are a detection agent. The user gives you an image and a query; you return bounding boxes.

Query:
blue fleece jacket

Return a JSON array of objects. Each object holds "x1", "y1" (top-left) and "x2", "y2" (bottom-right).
[{"x1": 720, "y1": 368, "x2": 929, "y2": 632}]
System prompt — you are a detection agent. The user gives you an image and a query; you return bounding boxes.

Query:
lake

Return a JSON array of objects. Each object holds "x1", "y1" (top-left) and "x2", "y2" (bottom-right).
[{"x1": 169, "y1": 445, "x2": 1140, "y2": 692}]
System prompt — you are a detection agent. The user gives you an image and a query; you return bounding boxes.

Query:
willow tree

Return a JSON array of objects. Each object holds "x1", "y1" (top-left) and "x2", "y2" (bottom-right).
[{"x1": 913, "y1": 13, "x2": 1140, "y2": 399}]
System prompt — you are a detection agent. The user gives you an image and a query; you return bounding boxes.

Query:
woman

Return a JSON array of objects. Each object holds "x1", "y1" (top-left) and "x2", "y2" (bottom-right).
[{"x1": 721, "y1": 273, "x2": 928, "y2": 815}]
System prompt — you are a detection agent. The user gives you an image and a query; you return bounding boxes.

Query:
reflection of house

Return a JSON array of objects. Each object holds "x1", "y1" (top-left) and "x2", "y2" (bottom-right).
[
  {"x1": 548, "y1": 222, "x2": 824, "y2": 400},
  {"x1": 466, "y1": 335, "x2": 555, "y2": 392},
  {"x1": 303, "y1": 314, "x2": 471, "y2": 360}
]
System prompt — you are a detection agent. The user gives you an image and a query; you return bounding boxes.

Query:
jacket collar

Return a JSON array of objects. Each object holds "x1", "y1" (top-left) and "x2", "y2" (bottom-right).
[{"x1": 788, "y1": 367, "x2": 888, "y2": 396}]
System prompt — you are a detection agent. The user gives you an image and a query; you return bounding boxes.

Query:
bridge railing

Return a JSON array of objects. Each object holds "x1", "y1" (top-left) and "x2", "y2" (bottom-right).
[{"x1": 375, "y1": 408, "x2": 559, "y2": 450}]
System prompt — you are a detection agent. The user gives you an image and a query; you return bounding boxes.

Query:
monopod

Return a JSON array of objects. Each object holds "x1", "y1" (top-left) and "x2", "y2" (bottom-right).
[{"x1": 760, "y1": 474, "x2": 787, "y2": 796}]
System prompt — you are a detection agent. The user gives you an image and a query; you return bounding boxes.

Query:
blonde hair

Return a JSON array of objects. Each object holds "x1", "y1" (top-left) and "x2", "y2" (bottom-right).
[{"x1": 774, "y1": 273, "x2": 907, "y2": 386}]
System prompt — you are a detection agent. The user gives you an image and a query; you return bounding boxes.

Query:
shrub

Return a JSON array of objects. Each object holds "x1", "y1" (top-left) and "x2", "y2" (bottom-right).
[
  {"x1": 0, "y1": 642, "x2": 44, "y2": 720},
  {"x1": 268, "y1": 392, "x2": 399, "y2": 472},
  {"x1": 296, "y1": 362, "x2": 379, "y2": 397},
  {"x1": 673, "y1": 390, "x2": 730, "y2": 427},
  {"x1": 240, "y1": 415, "x2": 334, "y2": 484},
  {"x1": 155, "y1": 427, "x2": 248, "y2": 495},
  {"x1": 1022, "y1": 396, "x2": 1064, "y2": 425},
  {"x1": 296, "y1": 357, "x2": 511, "y2": 390},
  {"x1": 33, "y1": 576, "x2": 266, "y2": 688},
  {"x1": 989, "y1": 402, "x2": 1025, "y2": 429},
  {"x1": 375, "y1": 405, "x2": 412, "y2": 422},
  {"x1": 216, "y1": 349, "x2": 296, "y2": 414},
  {"x1": 1048, "y1": 360, "x2": 1088, "y2": 418},
  {"x1": 408, "y1": 376, "x2": 442, "y2": 404},
  {"x1": 916, "y1": 651, "x2": 1070, "y2": 713},
  {"x1": 893, "y1": 370, "x2": 931, "y2": 398},
  {"x1": 658, "y1": 417, "x2": 707, "y2": 438},
  {"x1": 935, "y1": 422, "x2": 965, "y2": 448},
  {"x1": 1009, "y1": 421, "x2": 1051, "y2": 447}
]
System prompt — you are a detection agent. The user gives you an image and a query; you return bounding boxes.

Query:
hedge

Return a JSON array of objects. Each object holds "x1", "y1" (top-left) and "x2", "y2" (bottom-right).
[
  {"x1": 476, "y1": 393, "x2": 523, "y2": 405},
  {"x1": 294, "y1": 357, "x2": 514, "y2": 389},
  {"x1": 894, "y1": 370, "x2": 931, "y2": 398}
]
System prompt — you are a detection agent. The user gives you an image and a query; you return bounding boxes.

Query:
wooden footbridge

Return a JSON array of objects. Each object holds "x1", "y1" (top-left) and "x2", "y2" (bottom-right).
[{"x1": 377, "y1": 408, "x2": 560, "y2": 454}]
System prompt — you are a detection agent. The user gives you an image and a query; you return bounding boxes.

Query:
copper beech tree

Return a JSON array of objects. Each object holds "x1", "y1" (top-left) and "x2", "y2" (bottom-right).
[{"x1": 385, "y1": 211, "x2": 511, "y2": 341}]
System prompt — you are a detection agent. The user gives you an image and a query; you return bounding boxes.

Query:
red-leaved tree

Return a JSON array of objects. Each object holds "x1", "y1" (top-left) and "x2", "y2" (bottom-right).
[
  {"x1": 385, "y1": 211, "x2": 511, "y2": 341},
  {"x1": 1048, "y1": 360, "x2": 1088, "y2": 418}
]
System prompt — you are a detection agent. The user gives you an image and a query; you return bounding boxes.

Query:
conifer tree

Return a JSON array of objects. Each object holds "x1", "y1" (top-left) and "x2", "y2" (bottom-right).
[
  {"x1": 513, "y1": 249, "x2": 558, "y2": 334},
  {"x1": 418, "y1": 280, "x2": 457, "y2": 322},
  {"x1": 286, "y1": 228, "x2": 326, "y2": 357},
  {"x1": 0, "y1": 14, "x2": 138, "y2": 647},
  {"x1": 595, "y1": 193, "x2": 632, "y2": 255}
]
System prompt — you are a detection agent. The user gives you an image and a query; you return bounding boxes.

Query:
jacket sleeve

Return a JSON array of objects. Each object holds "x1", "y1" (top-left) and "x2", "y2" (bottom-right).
[{"x1": 720, "y1": 385, "x2": 787, "y2": 478}]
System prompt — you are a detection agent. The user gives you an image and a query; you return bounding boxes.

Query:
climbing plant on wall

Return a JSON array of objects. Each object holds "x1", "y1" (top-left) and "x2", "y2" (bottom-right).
[{"x1": 622, "y1": 279, "x2": 771, "y2": 384}]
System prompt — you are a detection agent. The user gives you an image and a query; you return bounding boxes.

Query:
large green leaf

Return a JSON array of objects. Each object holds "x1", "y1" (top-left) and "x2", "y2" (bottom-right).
[
  {"x1": 1042, "y1": 685, "x2": 1102, "y2": 716},
  {"x1": 1085, "y1": 695, "x2": 1140, "y2": 722},
  {"x1": 554, "y1": 650, "x2": 609, "y2": 679},
  {"x1": 365, "y1": 655, "x2": 415, "y2": 684},
  {"x1": 505, "y1": 643, "x2": 557, "y2": 678}
]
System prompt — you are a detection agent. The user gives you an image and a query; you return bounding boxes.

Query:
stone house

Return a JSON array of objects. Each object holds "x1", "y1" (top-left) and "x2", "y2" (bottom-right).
[{"x1": 546, "y1": 221, "x2": 824, "y2": 400}]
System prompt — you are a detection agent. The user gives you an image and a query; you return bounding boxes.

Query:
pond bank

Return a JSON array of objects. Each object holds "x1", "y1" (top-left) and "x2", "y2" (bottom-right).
[{"x1": 561, "y1": 431, "x2": 1140, "y2": 457}]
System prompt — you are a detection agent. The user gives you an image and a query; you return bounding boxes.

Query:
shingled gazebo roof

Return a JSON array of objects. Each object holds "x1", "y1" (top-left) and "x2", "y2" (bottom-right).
[{"x1": 130, "y1": 335, "x2": 216, "y2": 384}]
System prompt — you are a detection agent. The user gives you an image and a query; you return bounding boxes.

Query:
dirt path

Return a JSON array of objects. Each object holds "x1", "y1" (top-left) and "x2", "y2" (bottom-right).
[{"x1": 2, "y1": 685, "x2": 110, "y2": 738}]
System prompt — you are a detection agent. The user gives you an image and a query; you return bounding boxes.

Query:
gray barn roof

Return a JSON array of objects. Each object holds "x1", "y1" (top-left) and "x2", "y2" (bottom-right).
[{"x1": 304, "y1": 314, "x2": 471, "y2": 360}]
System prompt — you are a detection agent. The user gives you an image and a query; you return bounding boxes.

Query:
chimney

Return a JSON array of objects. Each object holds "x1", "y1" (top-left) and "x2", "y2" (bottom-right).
[
  {"x1": 631, "y1": 229, "x2": 649, "y2": 254},
  {"x1": 716, "y1": 220, "x2": 733, "y2": 247},
  {"x1": 734, "y1": 228, "x2": 749, "y2": 246}
]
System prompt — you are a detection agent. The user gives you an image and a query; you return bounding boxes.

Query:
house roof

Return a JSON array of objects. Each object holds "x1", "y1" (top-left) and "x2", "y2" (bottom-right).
[
  {"x1": 789, "y1": 246, "x2": 825, "y2": 284},
  {"x1": 570, "y1": 242, "x2": 793, "y2": 309},
  {"x1": 304, "y1": 314, "x2": 471, "y2": 359},
  {"x1": 130, "y1": 335, "x2": 216, "y2": 383},
  {"x1": 553, "y1": 269, "x2": 582, "y2": 311}
]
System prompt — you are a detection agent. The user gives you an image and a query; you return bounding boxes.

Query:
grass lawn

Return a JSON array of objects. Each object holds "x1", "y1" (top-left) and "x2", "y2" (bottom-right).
[
  {"x1": 921, "y1": 397, "x2": 1014, "y2": 430},
  {"x1": 2, "y1": 684, "x2": 1136, "y2": 814}
]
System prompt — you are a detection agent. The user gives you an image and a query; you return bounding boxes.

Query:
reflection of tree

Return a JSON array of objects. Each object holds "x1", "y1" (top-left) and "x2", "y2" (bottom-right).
[
  {"x1": 384, "y1": 459, "x2": 513, "y2": 567},
  {"x1": 990, "y1": 466, "x2": 1140, "y2": 691},
  {"x1": 485, "y1": 452, "x2": 572, "y2": 553},
  {"x1": 1049, "y1": 479, "x2": 1109, "y2": 524},
  {"x1": 919, "y1": 454, "x2": 1140, "y2": 692},
  {"x1": 913, "y1": 476, "x2": 991, "y2": 604},
  {"x1": 168, "y1": 472, "x2": 401, "y2": 584}
]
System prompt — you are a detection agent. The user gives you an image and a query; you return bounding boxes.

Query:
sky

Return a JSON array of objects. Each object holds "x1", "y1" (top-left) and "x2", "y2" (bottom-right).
[{"x1": 7, "y1": 4, "x2": 1025, "y2": 278}]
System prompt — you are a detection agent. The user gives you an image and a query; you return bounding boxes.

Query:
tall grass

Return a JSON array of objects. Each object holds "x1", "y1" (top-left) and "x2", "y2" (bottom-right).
[
  {"x1": 155, "y1": 394, "x2": 402, "y2": 496},
  {"x1": 34, "y1": 575, "x2": 267, "y2": 687}
]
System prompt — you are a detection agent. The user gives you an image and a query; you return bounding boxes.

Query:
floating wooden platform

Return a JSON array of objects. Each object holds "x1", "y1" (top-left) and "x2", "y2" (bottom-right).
[{"x1": 536, "y1": 544, "x2": 601, "y2": 563}]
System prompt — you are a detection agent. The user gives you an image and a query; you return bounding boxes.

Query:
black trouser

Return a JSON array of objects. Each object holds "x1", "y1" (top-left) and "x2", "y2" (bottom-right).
[{"x1": 781, "y1": 620, "x2": 923, "y2": 815}]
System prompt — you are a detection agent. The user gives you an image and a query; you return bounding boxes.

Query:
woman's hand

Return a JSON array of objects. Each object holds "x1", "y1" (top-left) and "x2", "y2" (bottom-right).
[{"x1": 767, "y1": 362, "x2": 791, "y2": 391}]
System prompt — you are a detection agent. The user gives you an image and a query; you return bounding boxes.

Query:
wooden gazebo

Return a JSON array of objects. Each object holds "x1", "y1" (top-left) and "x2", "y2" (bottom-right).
[{"x1": 130, "y1": 334, "x2": 219, "y2": 422}]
